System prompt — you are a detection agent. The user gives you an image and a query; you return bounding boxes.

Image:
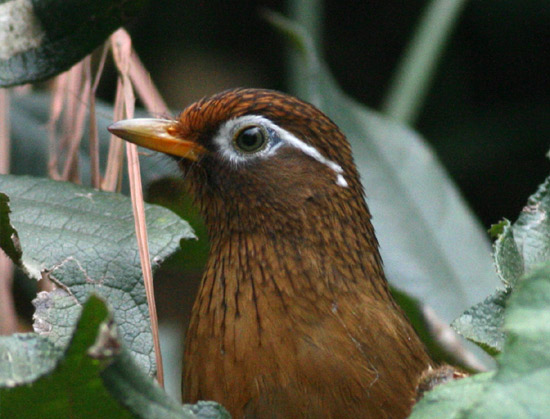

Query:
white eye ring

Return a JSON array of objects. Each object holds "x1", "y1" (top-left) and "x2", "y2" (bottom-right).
[{"x1": 213, "y1": 115, "x2": 277, "y2": 165}]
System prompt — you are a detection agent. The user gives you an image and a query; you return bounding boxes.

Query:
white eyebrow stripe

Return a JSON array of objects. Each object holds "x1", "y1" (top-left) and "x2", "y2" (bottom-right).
[
  {"x1": 336, "y1": 174, "x2": 348, "y2": 187},
  {"x1": 213, "y1": 115, "x2": 348, "y2": 188}
]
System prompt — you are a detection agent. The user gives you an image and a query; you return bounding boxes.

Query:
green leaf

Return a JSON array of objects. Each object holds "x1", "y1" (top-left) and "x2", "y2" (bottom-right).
[
  {"x1": 453, "y1": 176, "x2": 550, "y2": 353},
  {"x1": 492, "y1": 177, "x2": 550, "y2": 288},
  {"x1": 267, "y1": 12, "x2": 499, "y2": 325},
  {"x1": 0, "y1": 0, "x2": 147, "y2": 87},
  {"x1": 0, "y1": 295, "x2": 229, "y2": 418},
  {"x1": 450, "y1": 288, "x2": 510, "y2": 356},
  {"x1": 0, "y1": 174, "x2": 195, "y2": 375},
  {"x1": 488, "y1": 219, "x2": 507, "y2": 238},
  {"x1": 493, "y1": 219, "x2": 524, "y2": 287},
  {"x1": 512, "y1": 176, "x2": 550, "y2": 275},
  {"x1": 411, "y1": 263, "x2": 550, "y2": 417}
]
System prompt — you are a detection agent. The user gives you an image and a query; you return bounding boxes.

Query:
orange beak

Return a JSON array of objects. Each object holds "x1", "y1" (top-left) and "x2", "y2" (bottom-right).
[{"x1": 108, "y1": 118, "x2": 206, "y2": 161}]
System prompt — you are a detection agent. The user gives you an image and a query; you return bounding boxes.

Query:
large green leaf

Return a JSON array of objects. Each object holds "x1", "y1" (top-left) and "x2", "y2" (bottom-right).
[
  {"x1": 0, "y1": 174, "x2": 195, "y2": 375},
  {"x1": 0, "y1": 295, "x2": 229, "y2": 418},
  {"x1": 269, "y1": 12, "x2": 499, "y2": 324},
  {"x1": 0, "y1": 0, "x2": 147, "y2": 87},
  {"x1": 453, "y1": 176, "x2": 550, "y2": 354},
  {"x1": 410, "y1": 262, "x2": 550, "y2": 417}
]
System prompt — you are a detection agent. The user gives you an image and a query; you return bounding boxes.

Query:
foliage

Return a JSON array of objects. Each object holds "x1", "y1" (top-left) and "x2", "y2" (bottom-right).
[
  {"x1": 411, "y1": 176, "x2": 550, "y2": 416},
  {"x1": 0, "y1": 175, "x2": 195, "y2": 374},
  {"x1": 412, "y1": 263, "x2": 550, "y2": 417},
  {"x1": 452, "y1": 177, "x2": 550, "y2": 356},
  {"x1": 0, "y1": 295, "x2": 229, "y2": 418},
  {"x1": 0, "y1": 176, "x2": 228, "y2": 416},
  {"x1": 0, "y1": 0, "x2": 548, "y2": 417}
]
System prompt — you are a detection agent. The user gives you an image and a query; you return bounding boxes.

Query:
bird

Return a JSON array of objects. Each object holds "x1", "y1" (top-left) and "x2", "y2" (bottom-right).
[{"x1": 109, "y1": 88, "x2": 436, "y2": 418}]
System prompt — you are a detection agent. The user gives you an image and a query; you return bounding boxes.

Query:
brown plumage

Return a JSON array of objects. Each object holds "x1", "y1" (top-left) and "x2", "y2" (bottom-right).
[{"x1": 109, "y1": 88, "x2": 435, "y2": 418}]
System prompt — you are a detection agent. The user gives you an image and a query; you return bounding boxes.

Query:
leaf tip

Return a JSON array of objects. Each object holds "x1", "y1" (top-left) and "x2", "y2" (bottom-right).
[{"x1": 489, "y1": 219, "x2": 510, "y2": 239}]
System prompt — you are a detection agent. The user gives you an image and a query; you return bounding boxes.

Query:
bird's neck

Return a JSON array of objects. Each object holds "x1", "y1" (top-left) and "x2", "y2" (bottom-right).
[{"x1": 193, "y1": 192, "x2": 400, "y2": 334}]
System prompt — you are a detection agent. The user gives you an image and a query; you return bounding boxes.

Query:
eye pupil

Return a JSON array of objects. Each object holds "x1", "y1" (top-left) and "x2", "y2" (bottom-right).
[
  {"x1": 240, "y1": 129, "x2": 260, "y2": 148},
  {"x1": 235, "y1": 126, "x2": 267, "y2": 153}
]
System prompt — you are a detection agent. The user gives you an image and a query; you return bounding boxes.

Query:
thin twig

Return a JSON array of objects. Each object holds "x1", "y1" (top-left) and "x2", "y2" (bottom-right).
[
  {"x1": 0, "y1": 90, "x2": 10, "y2": 173},
  {"x1": 89, "y1": 44, "x2": 110, "y2": 189},
  {"x1": 48, "y1": 74, "x2": 67, "y2": 180},
  {"x1": 110, "y1": 28, "x2": 165, "y2": 387},
  {"x1": 101, "y1": 78, "x2": 126, "y2": 192},
  {"x1": 0, "y1": 251, "x2": 16, "y2": 335},
  {"x1": 60, "y1": 64, "x2": 81, "y2": 152},
  {"x1": 422, "y1": 305, "x2": 487, "y2": 372},
  {"x1": 126, "y1": 144, "x2": 165, "y2": 386},
  {"x1": 62, "y1": 58, "x2": 92, "y2": 183},
  {"x1": 129, "y1": 50, "x2": 169, "y2": 115}
]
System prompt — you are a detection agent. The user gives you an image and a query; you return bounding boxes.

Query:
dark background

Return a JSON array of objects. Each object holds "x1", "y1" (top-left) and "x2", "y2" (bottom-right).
[{"x1": 118, "y1": 0, "x2": 550, "y2": 228}]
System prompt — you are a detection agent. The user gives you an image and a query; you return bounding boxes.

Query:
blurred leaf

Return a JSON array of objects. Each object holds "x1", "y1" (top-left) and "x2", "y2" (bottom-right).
[
  {"x1": 381, "y1": 0, "x2": 468, "y2": 124},
  {"x1": 267, "y1": 12, "x2": 499, "y2": 326},
  {"x1": 0, "y1": 295, "x2": 229, "y2": 418},
  {"x1": 0, "y1": 0, "x2": 147, "y2": 87},
  {"x1": 411, "y1": 263, "x2": 550, "y2": 417},
  {"x1": 0, "y1": 174, "x2": 195, "y2": 375},
  {"x1": 453, "y1": 176, "x2": 550, "y2": 353}
]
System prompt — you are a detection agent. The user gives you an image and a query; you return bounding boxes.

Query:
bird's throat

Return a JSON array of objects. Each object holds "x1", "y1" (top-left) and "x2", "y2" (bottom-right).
[{"x1": 200, "y1": 199, "x2": 394, "y2": 326}]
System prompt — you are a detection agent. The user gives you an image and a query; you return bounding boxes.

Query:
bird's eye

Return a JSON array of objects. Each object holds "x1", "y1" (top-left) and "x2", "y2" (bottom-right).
[{"x1": 233, "y1": 125, "x2": 268, "y2": 153}]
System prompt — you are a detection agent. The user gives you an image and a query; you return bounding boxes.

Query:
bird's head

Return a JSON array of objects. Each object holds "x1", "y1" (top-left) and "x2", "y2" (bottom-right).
[{"x1": 109, "y1": 88, "x2": 368, "y2": 238}]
